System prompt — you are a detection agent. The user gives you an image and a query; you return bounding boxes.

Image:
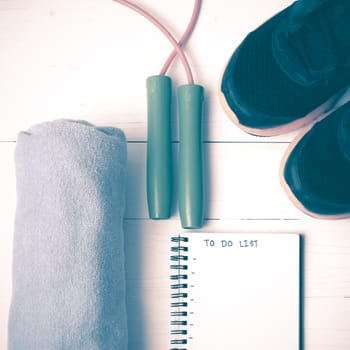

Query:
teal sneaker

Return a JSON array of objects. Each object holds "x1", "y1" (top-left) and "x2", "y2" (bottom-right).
[
  {"x1": 220, "y1": 0, "x2": 350, "y2": 136},
  {"x1": 281, "y1": 101, "x2": 350, "y2": 219}
]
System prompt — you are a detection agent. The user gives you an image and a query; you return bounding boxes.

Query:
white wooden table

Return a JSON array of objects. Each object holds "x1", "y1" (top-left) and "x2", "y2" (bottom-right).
[{"x1": 1, "y1": 1, "x2": 350, "y2": 349}]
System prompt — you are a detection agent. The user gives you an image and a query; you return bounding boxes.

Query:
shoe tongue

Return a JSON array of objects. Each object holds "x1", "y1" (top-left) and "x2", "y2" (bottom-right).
[{"x1": 272, "y1": 0, "x2": 350, "y2": 87}]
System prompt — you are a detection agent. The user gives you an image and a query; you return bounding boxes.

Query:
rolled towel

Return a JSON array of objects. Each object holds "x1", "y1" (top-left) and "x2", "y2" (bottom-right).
[{"x1": 8, "y1": 120, "x2": 128, "y2": 350}]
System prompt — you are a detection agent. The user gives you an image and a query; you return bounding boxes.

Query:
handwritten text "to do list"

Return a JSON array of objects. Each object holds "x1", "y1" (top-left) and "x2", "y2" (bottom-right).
[{"x1": 203, "y1": 239, "x2": 259, "y2": 248}]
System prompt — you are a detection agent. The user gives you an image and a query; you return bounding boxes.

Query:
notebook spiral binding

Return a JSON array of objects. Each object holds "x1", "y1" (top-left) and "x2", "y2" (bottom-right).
[{"x1": 170, "y1": 235, "x2": 189, "y2": 350}]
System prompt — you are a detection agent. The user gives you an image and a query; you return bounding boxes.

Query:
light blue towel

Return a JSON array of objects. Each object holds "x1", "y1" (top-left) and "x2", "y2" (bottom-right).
[{"x1": 8, "y1": 120, "x2": 128, "y2": 350}]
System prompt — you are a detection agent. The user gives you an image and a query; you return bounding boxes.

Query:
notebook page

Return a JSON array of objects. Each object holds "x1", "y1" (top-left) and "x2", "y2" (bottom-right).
[
  {"x1": 125, "y1": 228, "x2": 172, "y2": 350},
  {"x1": 184, "y1": 233, "x2": 300, "y2": 350}
]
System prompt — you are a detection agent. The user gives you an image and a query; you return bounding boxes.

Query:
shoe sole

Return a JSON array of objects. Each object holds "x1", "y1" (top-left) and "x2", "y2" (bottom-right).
[
  {"x1": 218, "y1": 68, "x2": 342, "y2": 137},
  {"x1": 219, "y1": 90, "x2": 338, "y2": 137},
  {"x1": 279, "y1": 116, "x2": 350, "y2": 220}
]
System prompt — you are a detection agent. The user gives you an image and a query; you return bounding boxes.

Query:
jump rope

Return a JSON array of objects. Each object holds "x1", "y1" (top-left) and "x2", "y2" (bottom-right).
[{"x1": 113, "y1": 0, "x2": 204, "y2": 229}]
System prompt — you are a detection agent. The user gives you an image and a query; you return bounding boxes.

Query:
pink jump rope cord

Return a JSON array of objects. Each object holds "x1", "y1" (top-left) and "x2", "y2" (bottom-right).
[
  {"x1": 112, "y1": 0, "x2": 201, "y2": 84},
  {"x1": 159, "y1": 0, "x2": 201, "y2": 77}
]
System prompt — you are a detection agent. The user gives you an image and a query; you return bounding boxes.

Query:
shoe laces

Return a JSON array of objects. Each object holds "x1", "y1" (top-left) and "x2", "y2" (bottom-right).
[{"x1": 276, "y1": 0, "x2": 350, "y2": 86}]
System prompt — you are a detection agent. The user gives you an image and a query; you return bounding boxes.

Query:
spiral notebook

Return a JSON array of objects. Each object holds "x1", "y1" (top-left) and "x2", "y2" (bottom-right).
[{"x1": 125, "y1": 231, "x2": 300, "y2": 350}]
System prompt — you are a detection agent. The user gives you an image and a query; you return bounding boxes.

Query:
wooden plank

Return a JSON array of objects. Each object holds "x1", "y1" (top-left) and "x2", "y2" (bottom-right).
[
  {"x1": 0, "y1": 0, "x2": 294, "y2": 142},
  {"x1": 304, "y1": 297, "x2": 350, "y2": 350},
  {"x1": 125, "y1": 142, "x2": 302, "y2": 219}
]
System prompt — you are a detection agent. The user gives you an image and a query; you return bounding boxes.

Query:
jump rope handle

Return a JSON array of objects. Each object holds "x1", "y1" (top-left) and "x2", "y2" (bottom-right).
[
  {"x1": 178, "y1": 84, "x2": 204, "y2": 229},
  {"x1": 146, "y1": 75, "x2": 173, "y2": 219},
  {"x1": 116, "y1": 0, "x2": 204, "y2": 226},
  {"x1": 146, "y1": 78, "x2": 204, "y2": 228}
]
